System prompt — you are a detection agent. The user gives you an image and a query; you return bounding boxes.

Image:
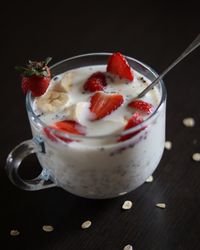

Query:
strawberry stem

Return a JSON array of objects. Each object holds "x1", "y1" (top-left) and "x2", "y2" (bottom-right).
[
  {"x1": 44, "y1": 57, "x2": 52, "y2": 65},
  {"x1": 15, "y1": 57, "x2": 52, "y2": 77}
]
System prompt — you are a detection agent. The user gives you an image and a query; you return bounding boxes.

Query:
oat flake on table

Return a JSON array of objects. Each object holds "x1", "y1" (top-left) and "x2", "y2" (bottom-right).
[
  {"x1": 165, "y1": 141, "x2": 172, "y2": 150},
  {"x1": 10, "y1": 229, "x2": 20, "y2": 236},
  {"x1": 123, "y1": 244, "x2": 133, "y2": 250},
  {"x1": 192, "y1": 153, "x2": 200, "y2": 162},
  {"x1": 183, "y1": 117, "x2": 195, "y2": 127},
  {"x1": 122, "y1": 200, "x2": 133, "y2": 210},
  {"x1": 156, "y1": 203, "x2": 166, "y2": 209},
  {"x1": 146, "y1": 175, "x2": 153, "y2": 182},
  {"x1": 42, "y1": 225, "x2": 54, "y2": 232},
  {"x1": 81, "y1": 220, "x2": 92, "y2": 229}
]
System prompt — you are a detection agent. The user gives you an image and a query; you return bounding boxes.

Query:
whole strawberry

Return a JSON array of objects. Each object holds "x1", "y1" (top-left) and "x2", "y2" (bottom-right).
[{"x1": 15, "y1": 57, "x2": 52, "y2": 97}]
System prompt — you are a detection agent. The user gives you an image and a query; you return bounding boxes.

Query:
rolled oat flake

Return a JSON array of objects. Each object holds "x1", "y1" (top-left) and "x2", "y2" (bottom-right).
[
  {"x1": 156, "y1": 203, "x2": 166, "y2": 209},
  {"x1": 192, "y1": 153, "x2": 200, "y2": 162},
  {"x1": 165, "y1": 141, "x2": 172, "y2": 150},
  {"x1": 183, "y1": 117, "x2": 195, "y2": 127},
  {"x1": 146, "y1": 175, "x2": 154, "y2": 182},
  {"x1": 81, "y1": 220, "x2": 92, "y2": 229},
  {"x1": 10, "y1": 229, "x2": 20, "y2": 236},
  {"x1": 42, "y1": 225, "x2": 54, "y2": 232},
  {"x1": 123, "y1": 244, "x2": 133, "y2": 250},
  {"x1": 122, "y1": 200, "x2": 133, "y2": 210}
]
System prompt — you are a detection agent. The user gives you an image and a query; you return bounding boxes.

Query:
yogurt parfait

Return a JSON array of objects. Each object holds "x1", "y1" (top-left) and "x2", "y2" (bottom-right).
[{"x1": 8, "y1": 53, "x2": 166, "y2": 199}]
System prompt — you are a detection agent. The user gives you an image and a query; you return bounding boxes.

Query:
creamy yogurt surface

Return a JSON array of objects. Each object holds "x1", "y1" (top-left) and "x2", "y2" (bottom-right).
[{"x1": 33, "y1": 65, "x2": 160, "y2": 137}]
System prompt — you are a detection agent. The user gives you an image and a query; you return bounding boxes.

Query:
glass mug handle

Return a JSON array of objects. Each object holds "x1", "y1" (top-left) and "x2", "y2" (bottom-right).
[{"x1": 5, "y1": 136, "x2": 56, "y2": 191}]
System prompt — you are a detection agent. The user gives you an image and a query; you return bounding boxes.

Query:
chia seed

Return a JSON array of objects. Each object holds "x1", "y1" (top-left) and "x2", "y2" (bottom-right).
[
  {"x1": 138, "y1": 76, "x2": 146, "y2": 83},
  {"x1": 53, "y1": 76, "x2": 59, "y2": 81},
  {"x1": 37, "y1": 113, "x2": 44, "y2": 117}
]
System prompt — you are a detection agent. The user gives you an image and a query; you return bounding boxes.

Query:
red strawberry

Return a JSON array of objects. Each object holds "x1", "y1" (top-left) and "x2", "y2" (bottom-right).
[
  {"x1": 28, "y1": 75, "x2": 50, "y2": 97},
  {"x1": 128, "y1": 100, "x2": 153, "y2": 114},
  {"x1": 44, "y1": 120, "x2": 86, "y2": 143},
  {"x1": 43, "y1": 127, "x2": 57, "y2": 142},
  {"x1": 83, "y1": 72, "x2": 106, "y2": 92},
  {"x1": 90, "y1": 92, "x2": 124, "y2": 120},
  {"x1": 118, "y1": 112, "x2": 144, "y2": 142},
  {"x1": 21, "y1": 77, "x2": 30, "y2": 94},
  {"x1": 107, "y1": 52, "x2": 134, "y2": 81},
  {"x1": 15, "y1": 57, "x2": 52, "y2": 97}
]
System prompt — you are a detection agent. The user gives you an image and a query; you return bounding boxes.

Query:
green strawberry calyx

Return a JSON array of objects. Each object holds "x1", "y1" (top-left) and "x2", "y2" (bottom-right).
[{"x1": 15, "y1": 57, "x2": 52, "y2": 77}]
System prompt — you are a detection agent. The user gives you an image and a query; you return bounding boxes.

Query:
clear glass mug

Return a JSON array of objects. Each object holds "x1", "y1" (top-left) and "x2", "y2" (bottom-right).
[{"x1": 5, "y1": 53, "x2": 166, "y2": 199}]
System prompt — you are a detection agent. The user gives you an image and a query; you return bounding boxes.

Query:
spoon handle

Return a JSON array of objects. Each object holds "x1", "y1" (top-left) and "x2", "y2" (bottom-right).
[{"x1": 137, "y1": 33, "x2": 200, "y2": 99}]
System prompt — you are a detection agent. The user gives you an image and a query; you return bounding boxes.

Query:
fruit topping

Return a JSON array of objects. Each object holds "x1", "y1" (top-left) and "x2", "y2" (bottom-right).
[
  {"x1": 35, "y1": 90, "x2": 69, "y2": 113},
  {"x1": 83, "y1": 72, "x2": 106, "y2": 92},
  {"x1": 118, "y1": 112, "x2": 144, "y2": 142},
  {"x1": 107, "y1": 52, "x2": 133, "y2": 81},
  {"x1": 128, "y1": 100, "x2": 153, "y2": 114},
  {"x1": 65, "y1": 102, "x2": 89, "y2": 124},
  {"x1": 89, "y1": 92, "x2": 124, "y2": 120},
  {"x1": 16, "y1": 57, "x2": 52, "y2": 97},
  {"x1": 53, "y1": 72, "x2": 73, "y2": 92},
  {"x1": 44, "y1": 120, "x2": 86, "y2": 143}
]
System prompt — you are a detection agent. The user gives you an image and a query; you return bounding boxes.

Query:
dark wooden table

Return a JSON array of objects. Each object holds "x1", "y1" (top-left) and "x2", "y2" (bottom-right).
[{"x1": 1, "y1": 2, "x2": 200, "y2": 250}]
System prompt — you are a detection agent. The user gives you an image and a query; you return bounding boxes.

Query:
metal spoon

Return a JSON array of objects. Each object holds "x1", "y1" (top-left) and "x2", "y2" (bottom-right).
[{"x1": 136, "y1": 33, "x2": 200, "y2": 99}]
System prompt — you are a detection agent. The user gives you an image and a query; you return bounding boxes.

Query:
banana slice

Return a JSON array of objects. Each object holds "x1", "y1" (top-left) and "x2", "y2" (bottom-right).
[
  {"x1": 105, "y1": 116, "x2": 127, "y2": 126},
  {"x1": 65, "y1": 102, "x2": 89, "y2": 123},
  {"x1": 35, "y1": 90, "x2": 69, "y2": 113},
  {"x1": 52, "y1": 72, "x2": 73, "y2": 92}
]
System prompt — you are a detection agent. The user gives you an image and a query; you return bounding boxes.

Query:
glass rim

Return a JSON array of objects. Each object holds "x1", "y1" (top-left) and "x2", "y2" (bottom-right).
[{"x1": 26, "y1": 52, "x2": 167, "y2": 141}]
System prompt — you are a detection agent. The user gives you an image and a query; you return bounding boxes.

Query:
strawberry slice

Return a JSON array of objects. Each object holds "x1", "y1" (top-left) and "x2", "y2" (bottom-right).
[
  {"x1": 83, "y1": 72, "x2": 106, "y2": 92},
  {"x1": 43, "y1": 127, "x2": 57, "y2": 142},
  {"x1": 118, "y1": 112, "x2": 144, "y2": 142},
  {"x1": 128, "y1": 100, "x2": 153, "y2": 114},
  {"x1": 90, "y1": 92, "x2": 124, "y2": 120},
  {"x1": 44, "y1": 120, "x2": 86, "y2": 143},
  {"x1": 107, "y1": 52, "x2": 134, "y2": 81}
]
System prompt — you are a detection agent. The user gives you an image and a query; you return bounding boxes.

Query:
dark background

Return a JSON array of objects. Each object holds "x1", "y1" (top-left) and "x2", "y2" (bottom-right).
[{"x1": 1, "y1": 1, "x2": 200, "y2": 250}]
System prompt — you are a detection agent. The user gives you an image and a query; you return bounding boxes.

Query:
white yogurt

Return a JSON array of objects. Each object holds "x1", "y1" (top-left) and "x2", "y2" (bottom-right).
[{"x1": 30, "y1": 64, "x2": 166, "y2": 199}]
